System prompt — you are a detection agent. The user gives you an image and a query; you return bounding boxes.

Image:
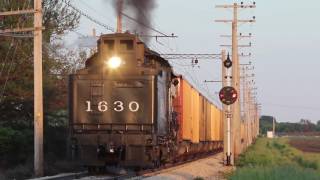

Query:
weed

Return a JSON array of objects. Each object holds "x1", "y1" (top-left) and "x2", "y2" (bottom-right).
[
  {"x1": 293, "y1": 156, "x2": 318, "y2": 170},
  {"x1": 230, "y1": 138, "x2": 320, "y2": 180},
  {"x1": 230, "y1": 165, "x2": 320, "y2": 180}
]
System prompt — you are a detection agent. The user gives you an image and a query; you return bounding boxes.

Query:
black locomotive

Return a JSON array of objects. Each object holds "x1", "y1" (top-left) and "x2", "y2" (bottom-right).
[{"x1": 68, "y1": 32, "x2": 223, "y2": 169}]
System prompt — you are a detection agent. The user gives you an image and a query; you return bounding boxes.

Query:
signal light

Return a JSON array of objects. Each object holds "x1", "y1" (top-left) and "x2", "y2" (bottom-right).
[
  {"x1": 232, "y1": 93, "x2": 237, "y2": 98},
  {"x1": 219, "y1": 86, "x2": 238, "y2": 105}
]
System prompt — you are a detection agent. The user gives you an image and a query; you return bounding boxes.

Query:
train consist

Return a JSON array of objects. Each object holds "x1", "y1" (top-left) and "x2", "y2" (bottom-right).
[{"x1": 68, "y1": 32, "x2": 223, "y2": 168}]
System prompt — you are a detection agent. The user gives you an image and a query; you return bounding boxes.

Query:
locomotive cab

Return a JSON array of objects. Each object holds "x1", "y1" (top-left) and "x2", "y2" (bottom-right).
[{"x1": 84, "y1": 33, "x2": 165, "y2": 76}]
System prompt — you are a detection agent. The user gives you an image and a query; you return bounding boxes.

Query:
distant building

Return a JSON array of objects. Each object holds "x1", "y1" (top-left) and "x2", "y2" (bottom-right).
[{"x1": 267, "y1": 131, "x2": 274, "y2": 138}]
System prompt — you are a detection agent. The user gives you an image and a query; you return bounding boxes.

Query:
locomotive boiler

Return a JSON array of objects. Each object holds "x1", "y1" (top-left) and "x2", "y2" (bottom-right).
[{"x1": 68, "y1": 32, "x2": 223, "y2": 169}]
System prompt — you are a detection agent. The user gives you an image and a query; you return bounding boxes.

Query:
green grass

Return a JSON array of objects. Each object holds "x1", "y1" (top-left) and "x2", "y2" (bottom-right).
[
  {"x1": 229, "y1": 138, "x2": 320, "y2": 180},
  {"x1": 230, "y1": 165, "x2": 320, "y2": 180}
]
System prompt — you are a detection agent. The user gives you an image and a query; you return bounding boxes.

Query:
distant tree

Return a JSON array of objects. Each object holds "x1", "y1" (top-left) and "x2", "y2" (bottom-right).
[
  {"x1": 259, "y1": 116, "x2": 274, "y2": 135},
  {"x1": 315, "y1": 120, "x2": 320, "y2": 131},
  {"x1": 0, "y1": 0, "x2": 81, "y2": 173},
  {"x1": 0, "y1": 0, "x2": 80, "y2": 126},
  {"x1": 275, "y1": 119, "x2": 317, "y2": 134}
]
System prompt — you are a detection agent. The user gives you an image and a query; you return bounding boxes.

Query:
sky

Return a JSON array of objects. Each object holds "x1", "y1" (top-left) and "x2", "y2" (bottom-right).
[{"x1": 67, "y1": 0, "x2": 320, "y2": 123}]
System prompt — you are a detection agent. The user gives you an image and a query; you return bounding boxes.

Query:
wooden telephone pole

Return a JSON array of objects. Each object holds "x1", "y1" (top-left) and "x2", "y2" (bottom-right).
[
  {"x1": 216, "y1": 2, "x2": 256, "y2": 164},
  {"x1": 0, "y1": 0, "x2": 43, "y2": 176},
  {"x1": 34, "y1": 0, "x2": 43, "y2": 176}
]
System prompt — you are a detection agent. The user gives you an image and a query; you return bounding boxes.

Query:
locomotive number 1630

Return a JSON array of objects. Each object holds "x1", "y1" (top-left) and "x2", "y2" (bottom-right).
[{"x1": 86, "y1": 101, "x2": 140, "y2": 112}]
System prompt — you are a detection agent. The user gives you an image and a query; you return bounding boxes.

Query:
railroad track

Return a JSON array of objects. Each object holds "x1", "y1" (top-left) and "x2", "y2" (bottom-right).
[{"x1": 31, "y1": 149, "x2": 222, "y2": 180}]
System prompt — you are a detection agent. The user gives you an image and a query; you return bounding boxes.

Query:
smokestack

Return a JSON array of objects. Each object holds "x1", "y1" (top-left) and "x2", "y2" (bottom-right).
[
  {"x1": 116, "y1": 0, "x2": 123, "y2": 33},
  {"x1": 111, "y1": 0, "x2": 157, "y2": 41}
]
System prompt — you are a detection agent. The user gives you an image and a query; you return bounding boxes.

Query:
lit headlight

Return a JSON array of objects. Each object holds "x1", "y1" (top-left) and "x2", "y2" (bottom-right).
[{"x1": 106, "y1": 56, "x2": 122, "y2": 69}]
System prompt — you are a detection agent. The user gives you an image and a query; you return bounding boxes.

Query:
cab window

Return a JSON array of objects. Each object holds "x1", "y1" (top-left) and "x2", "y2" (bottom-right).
[
  {"x1": 104, "y1": 40, "x2": 115, "y2": 50},
  {"x1": 120, "y1": 40, "x2": 134, "y2": 51}
]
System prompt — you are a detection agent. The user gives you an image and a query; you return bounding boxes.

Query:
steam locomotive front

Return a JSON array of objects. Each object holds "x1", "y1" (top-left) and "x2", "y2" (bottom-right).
[{"x1": 69, "y1": 33, "x2": 169, "y2": 167}]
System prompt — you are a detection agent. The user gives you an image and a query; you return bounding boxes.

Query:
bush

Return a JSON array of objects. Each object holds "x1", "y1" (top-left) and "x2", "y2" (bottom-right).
[
  {"x1": 272, "y1": 141, "x2": 286, "y2": 150},
  {"x1": 0, "y1": 127, "x2": 33, "y2": 167},
  {"x1": 0, "y1": 110, "x2": 72, "y2": 178},
  {"x1": 5, "y1": 164, "x2": 33, "y2": 180},
  {"x1": 293, "y1": 156, "x2": 318, "y2": 170}
]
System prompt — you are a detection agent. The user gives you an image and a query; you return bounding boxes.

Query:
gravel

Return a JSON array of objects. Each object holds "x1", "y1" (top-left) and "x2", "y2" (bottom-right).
[{"x1": 142, "y1": 153, "x2": 234, "y2": 180}]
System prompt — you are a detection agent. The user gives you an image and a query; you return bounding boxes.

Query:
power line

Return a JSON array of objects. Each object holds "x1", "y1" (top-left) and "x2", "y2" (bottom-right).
[
  {"x1": 168, "y1": 54, "x2": 221, "y2": 105},
  {"x1": 69, "y1": 29, "x2": 86, "y2": 37},
  {"x1": 78, "y1": 0, "x2": 116, "y2": 24},
  {"x1": 161, "y1": 54, "x2": 221, "y2": 60},
  {"x1": 190, "y1": 67, "x2": 221, "y2": 106},
  {"x1": 0, "y1": 40, "x2": 15, "y2": 77},
  {"x1": 169, "y1": 60, "x2": 194, "y2": 67},
  {"x1": 0, "y1": 0, "x2": 31, "y2": 77},
  {"x1": 121, "y1": 12, "x2": 168, "y2": 36},
  {"x1": 0, "y1": 33, "x2": 33, "y2": 38},
  {"x1": 0, "y1": 43, "x2": 19, "y2": 103},
  {"x1": 62, "y1": 0, "x2": 115, "y2": 32},
  {"x1": 178, "y1": 65, "x2": 221, "y2": 106},
  {"x1": 263, "y1": 103, "x2": 320, "y2": 111},
  {"x1": 129, "y1": 3, "x2": 168, "y2": 37},
  {"x1": 68, "y1": 0, "x2": 172, "y2": 50}
]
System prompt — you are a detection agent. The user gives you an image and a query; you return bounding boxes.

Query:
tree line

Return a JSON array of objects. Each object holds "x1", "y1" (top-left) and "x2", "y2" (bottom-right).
[
  {"x1": 0, "y1": 1, "x2": 86, "y2": 179},
  {"x1": 260, "y1": 115, "x2": 320, "y2": 135}
]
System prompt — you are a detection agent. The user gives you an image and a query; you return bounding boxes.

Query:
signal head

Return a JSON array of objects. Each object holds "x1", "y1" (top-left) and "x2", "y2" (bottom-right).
[
  {"x1": 224, "y1": 53, "x2": 232, "y2": 68},
  {"x1": 219, "y1": 86, "x2": 238, "y2": 105}
]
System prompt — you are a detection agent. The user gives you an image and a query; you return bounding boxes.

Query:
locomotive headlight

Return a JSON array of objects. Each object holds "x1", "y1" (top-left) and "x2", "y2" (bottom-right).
[{"x1": 107, "y1": 56, "x2": 122, "y2": 69}]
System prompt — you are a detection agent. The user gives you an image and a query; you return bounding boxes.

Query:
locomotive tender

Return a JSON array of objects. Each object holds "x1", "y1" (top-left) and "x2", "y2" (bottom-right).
[{"x1": 68, "y1": 32, "x2": 223, "y2": 168}]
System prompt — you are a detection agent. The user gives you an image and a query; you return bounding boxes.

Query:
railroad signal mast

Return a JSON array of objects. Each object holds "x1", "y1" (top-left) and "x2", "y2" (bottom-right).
[
  {"x1": 215, "y1": 1, "x2": 256, "y2": 165},
  {"x1": 0, "y1": 0, "x2": 44, "y2": 176},
  {"x1": 219, "y1": 52, "x2": 237, "y2": 166}
]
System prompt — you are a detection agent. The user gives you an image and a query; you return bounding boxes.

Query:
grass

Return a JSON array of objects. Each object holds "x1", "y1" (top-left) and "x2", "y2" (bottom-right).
[
  {"x1": 230, "y1": 166, "x2": 320, "y2": 180},
  {"x1": 229, "y1": 137, "x2": 320, "y2": 180}
]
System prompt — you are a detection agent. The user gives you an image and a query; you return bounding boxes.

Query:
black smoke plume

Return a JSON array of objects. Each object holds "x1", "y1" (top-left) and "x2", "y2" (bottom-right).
[{"x1": 112, "y1": 0, "x2": 157, "y2": 40}]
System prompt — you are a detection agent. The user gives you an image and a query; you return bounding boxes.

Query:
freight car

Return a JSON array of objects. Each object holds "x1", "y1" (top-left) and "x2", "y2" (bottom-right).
[{"x1": 68, "y1": 32, "x2": 223, "y2": 169}]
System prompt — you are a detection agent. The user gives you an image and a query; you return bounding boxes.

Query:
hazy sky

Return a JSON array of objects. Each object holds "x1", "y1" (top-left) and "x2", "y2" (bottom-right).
[{"x1": 69, "y1": 0, "x2": 320, "y2": 123}]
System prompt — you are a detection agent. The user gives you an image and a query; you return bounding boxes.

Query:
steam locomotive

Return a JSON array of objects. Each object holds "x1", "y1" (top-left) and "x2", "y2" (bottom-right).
[{"x1": 68, "y1": 32, "x2": 223, "y2": 169}]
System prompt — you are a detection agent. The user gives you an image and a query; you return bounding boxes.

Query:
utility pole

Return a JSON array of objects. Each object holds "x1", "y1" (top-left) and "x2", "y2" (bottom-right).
[
  {"x1": 34, "y1": 0, "x2": 43, "y2": 176},
  {"x1": 241, "y1": 67, "x2": 248, "y2": 147},
  {"x1": 0, "y1": 1, "x2": 44, "y2": 176},
  {"x1": 249, "y1": 86, "x2": 258, "y2": 142},
  {"x1": 273, "y1": 116, "x2": 276, "y2": 137},
  {"x1": 240, "y1": 64, "x2": 254, "y2": 147},
  {"x1": 242, "y1": 70, "x2": 255, "y2": 145},
  {"x1": 216, "y1": 2, "x2": 256, "y2": 162}
]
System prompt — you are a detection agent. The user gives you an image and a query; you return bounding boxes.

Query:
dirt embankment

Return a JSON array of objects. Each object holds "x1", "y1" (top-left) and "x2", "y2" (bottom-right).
[{"x1": 289, "y1": 137, "x2": 320, "y2": 153}]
